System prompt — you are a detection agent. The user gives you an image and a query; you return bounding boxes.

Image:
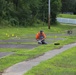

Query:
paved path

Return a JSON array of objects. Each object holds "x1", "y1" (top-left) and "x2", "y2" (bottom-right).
[{"x1": 2, "y1": 43, "x2": 76, "y2": 75}]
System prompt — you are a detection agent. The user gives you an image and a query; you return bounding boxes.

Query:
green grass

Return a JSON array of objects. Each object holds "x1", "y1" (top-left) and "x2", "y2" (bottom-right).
[
  {"x1": 57, "y1": 14, "x2": 76, "y2": 19},
  {"x1": 0, "y1": 24, "x2": 76, "y2": 40},
  {"x1": 0, "y1": 44, "x2": 62, "y2": 72},
  {"x1": 0, "y1": 36, "x2": 76, "y2": 72},
  {"x1": 0, "y1": 24, "x2": 76, "y2": 73},
  {"x1": 24, "y1": 46, "x2": 76, "y2": 75}
]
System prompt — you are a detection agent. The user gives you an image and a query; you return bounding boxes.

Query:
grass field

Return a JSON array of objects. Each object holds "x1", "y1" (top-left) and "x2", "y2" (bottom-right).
[
  {"x1": 0, "y1": 24, "x2": 76, "y2": 74},
  {"x1": 24, "y1": 46, "x2": 76, "y2": 75},
  {"x1": 0, "y1": 24, "x2": 76, "y2": 40},
  {"x1": 57, "y1": 14, "x2": 76, "y2": 19}
]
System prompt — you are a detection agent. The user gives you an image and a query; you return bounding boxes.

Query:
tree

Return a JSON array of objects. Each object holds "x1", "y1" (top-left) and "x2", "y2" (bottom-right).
[
  {"x1": 51, "y1": 0, "x2": 61, "y2": 24},
  {"x1": 0, "y1": 0, "x2": 7, "y2": 18},
  {"x1": 0, "y1": 0, "x2": 41, "y2": 26},
  {"x1": 0, "y1": 0, "x2": 62, "y2": 27},
  {"x1": 61, "y1": 0, "x2": 76, "y2": 14},
  {"x1": 73, "y1": 0, "x2": 76, "y2": 14},
  {"x1": 37, "y1": 0, "x2": 62, "y2": 24},
  {"x1": 37, "y1": 0, "x2": 48, "y2": 22}
]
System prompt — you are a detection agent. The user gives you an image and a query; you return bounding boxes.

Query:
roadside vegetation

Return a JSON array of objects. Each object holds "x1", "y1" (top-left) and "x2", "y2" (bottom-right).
[
  {"x1": 57, "y1": 14, "x2": 76, "y2": 19},
  {"x1": 0, "y1": 0, "x2": 61, "y2": 27},
  {"x1": 0, "y1": 24, "x2": 76, "y2": 73}
]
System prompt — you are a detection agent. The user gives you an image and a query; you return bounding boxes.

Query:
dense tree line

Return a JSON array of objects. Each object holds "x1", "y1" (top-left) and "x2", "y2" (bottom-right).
[
  {"x1": 61, "y1": 0, "x2": 76, "y2": 14},
  {"x1": 0, "y1": 0, "x2": 61, "y2": 27}
]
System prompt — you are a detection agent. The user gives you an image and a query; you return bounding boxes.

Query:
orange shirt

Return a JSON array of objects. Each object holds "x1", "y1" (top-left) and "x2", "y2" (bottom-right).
[{"x1": 36, "y1": 32, "x2": 46, "y2": 40}]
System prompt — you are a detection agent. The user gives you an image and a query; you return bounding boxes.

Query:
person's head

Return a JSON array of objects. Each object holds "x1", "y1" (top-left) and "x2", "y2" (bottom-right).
[{"x1": 40, "y1": 30, "x2": 43, "y2": 34}]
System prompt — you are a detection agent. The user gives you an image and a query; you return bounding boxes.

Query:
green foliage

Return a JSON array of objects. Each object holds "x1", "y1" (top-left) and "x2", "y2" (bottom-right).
[
  {"x1": 0, "y1": 0, "x2": 41, "y2": 27},
  {"x1": 61, "y1": 0, "x2": 76, "y2": 14},
  {"x1": 0, "y1": 0, "x2": 62, "y2": 27},
  {"x1": 73, "y1": 1, "x2": 76, "y2": 14},
  {"x1": 51, "y1": 0, "x2": 62, "y2": 24}
]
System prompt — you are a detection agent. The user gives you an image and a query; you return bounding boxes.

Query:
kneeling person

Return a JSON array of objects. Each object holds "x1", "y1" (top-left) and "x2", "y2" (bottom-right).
[{"x1": 36, "y1": 30, "x2": 47, "y2": 44}]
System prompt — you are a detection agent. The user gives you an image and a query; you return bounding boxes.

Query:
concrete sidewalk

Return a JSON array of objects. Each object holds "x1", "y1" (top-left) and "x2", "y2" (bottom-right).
[{"x1": 2, "y1": 43, "x2": 76, "y2": 75}]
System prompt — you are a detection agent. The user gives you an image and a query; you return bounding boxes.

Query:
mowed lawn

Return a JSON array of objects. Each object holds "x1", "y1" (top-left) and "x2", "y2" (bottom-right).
[
  {"x1": 0, "y1": 24, "x2": 76, "y2": 40},
  {"x1": 24, "y1": 46, "x2": 76, "y2": 75},
  {"x1": 0, "y1": 24, "x2": 76, "y2": 74},
  {"x1": 57, "y1": 14, "x2": 76, "y2": 19}
]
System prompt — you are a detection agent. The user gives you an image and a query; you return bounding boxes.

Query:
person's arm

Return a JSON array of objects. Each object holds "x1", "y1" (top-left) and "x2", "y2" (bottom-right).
[{"x1": 36, "y1": 33, "x2": 39, "y2": 41}]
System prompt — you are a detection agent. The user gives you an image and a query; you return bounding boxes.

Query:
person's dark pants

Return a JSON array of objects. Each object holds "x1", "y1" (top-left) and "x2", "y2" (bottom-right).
[{"x1": 41, "y1": 40, "x2": 47, "y2": 44}]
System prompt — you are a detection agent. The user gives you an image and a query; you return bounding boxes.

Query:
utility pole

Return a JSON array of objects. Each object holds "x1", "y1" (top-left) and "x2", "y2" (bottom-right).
[{"x1": 48, "y1": 0, "x2": 51, "y2": 29}]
